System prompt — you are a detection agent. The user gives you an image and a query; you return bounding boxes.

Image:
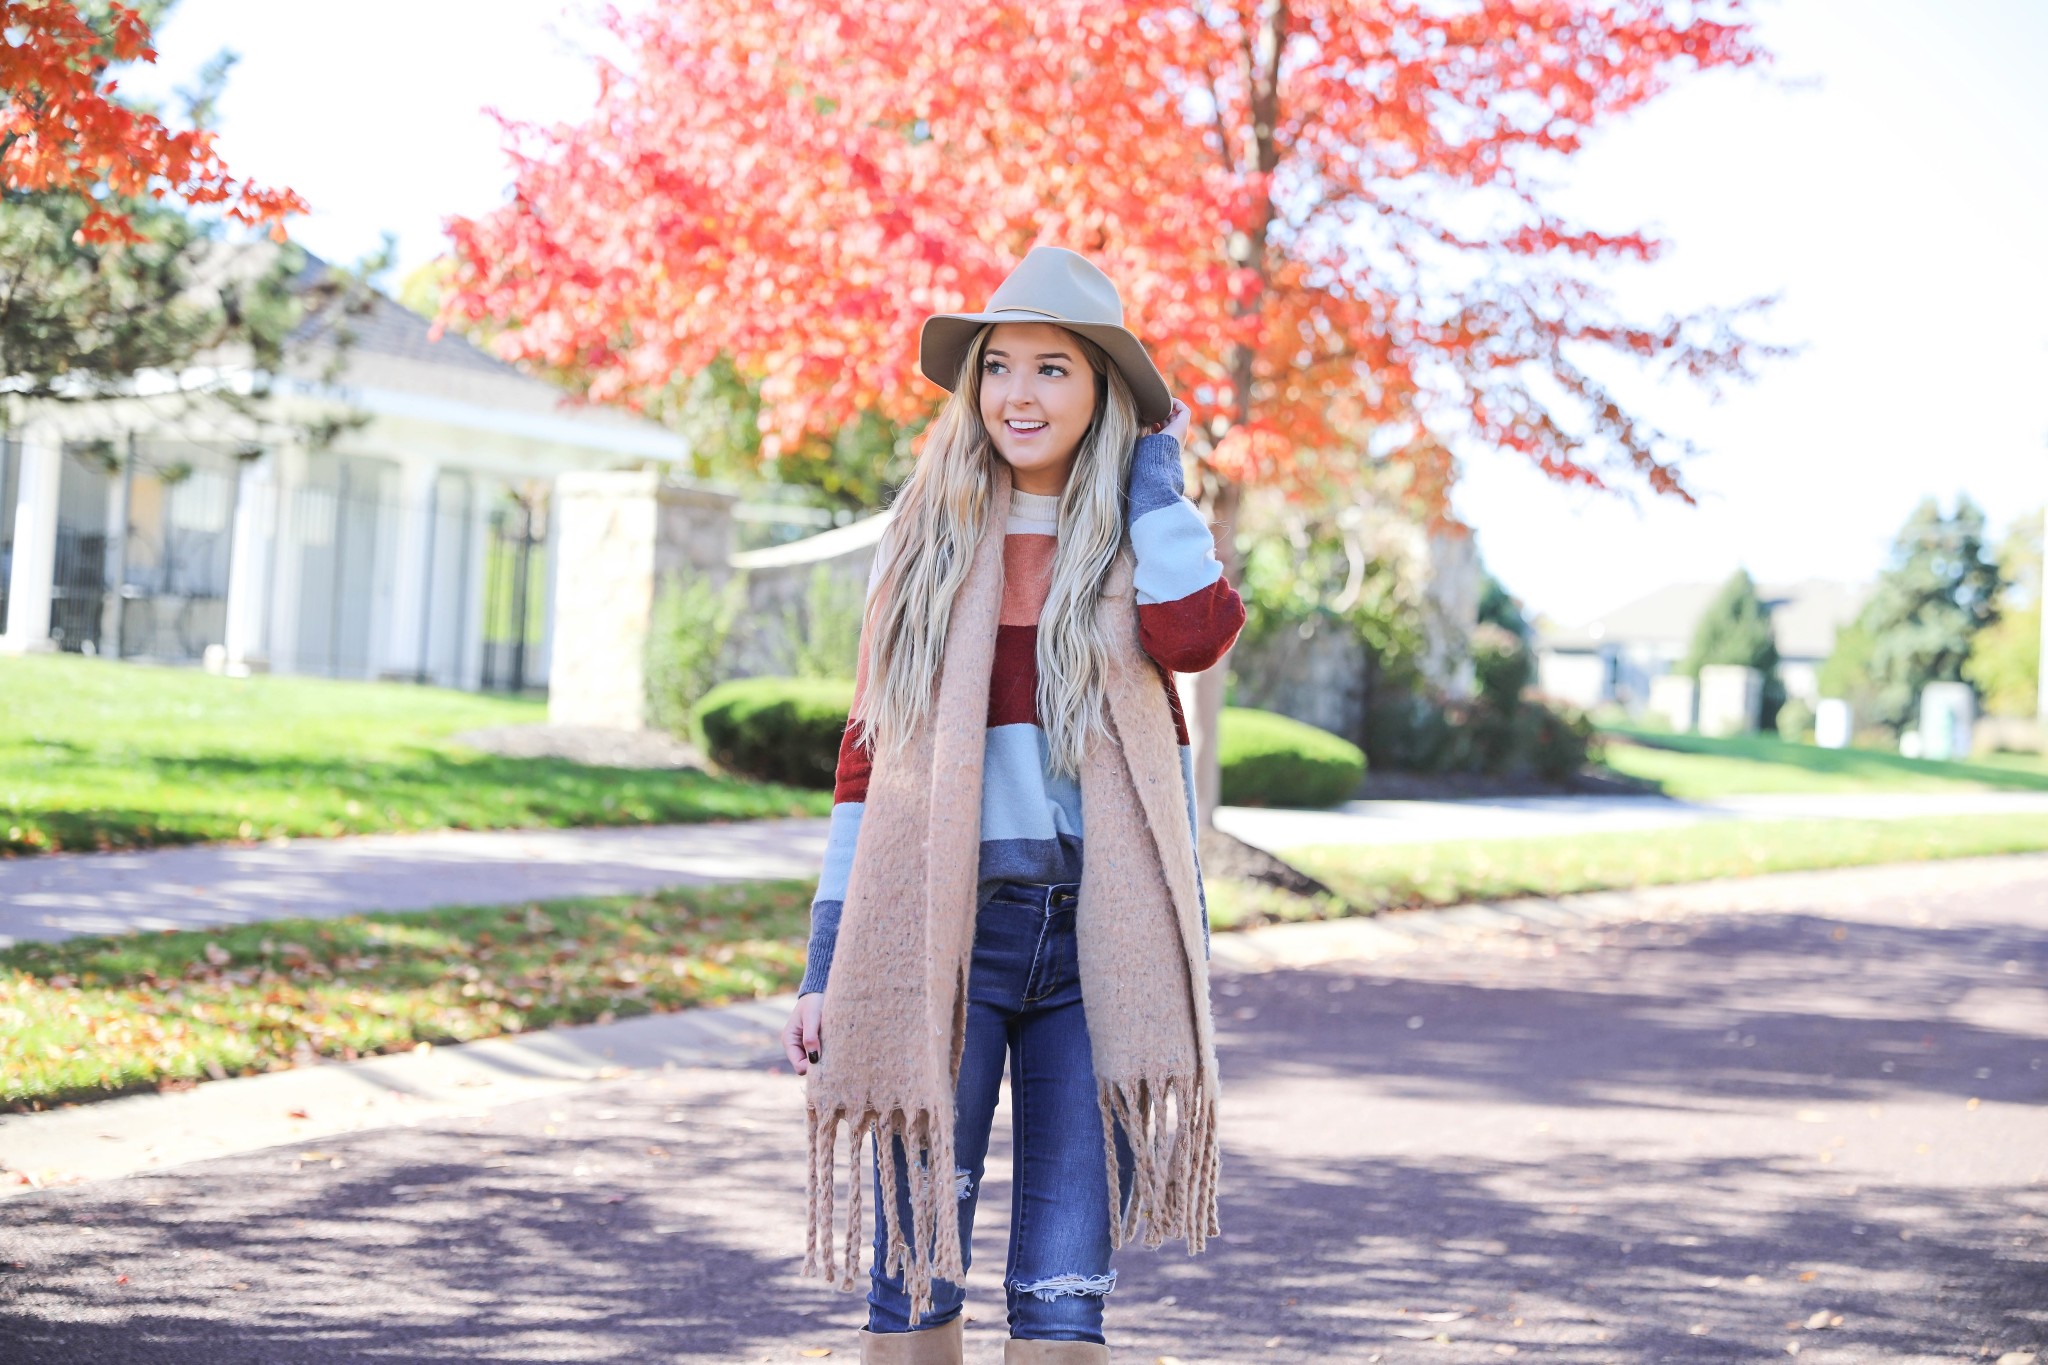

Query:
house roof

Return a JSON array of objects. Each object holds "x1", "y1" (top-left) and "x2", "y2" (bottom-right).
[
  {"x1": 275, "y1": 252, "x2": 666, "y2": 442},
  {"x1": 1540, "y1": 578, "x2": 1868, "y2": 661}
]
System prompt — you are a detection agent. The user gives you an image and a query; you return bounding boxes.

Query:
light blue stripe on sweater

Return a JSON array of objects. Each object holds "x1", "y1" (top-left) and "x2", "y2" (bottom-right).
[
  {"x1": 979, "y1": 723, "x2": 1085, "y2": 843},
  {"x1": 813, "y1": 801, "x2": 865, "y2": 904},
  {"x1": 1131, "y1": 500, "x2": 1224, "y2": 605}
]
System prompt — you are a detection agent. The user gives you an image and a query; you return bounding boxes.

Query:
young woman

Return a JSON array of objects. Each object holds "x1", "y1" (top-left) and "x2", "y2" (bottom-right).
[{"x1": 781, "y1": 246, "x2": 1244, "y2": 1365}]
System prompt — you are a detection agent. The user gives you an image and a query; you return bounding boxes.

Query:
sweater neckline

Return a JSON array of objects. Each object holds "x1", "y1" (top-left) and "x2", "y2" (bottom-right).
[{"x1": 1010, "y1": 488, "x2": 1061, "y2": 523}]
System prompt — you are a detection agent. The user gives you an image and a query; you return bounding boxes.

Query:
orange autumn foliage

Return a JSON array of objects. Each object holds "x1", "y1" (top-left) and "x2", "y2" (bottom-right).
[
  {"x1": 0, "y1": 1, "x2": 303, "y2": 244},
  {"x1": 443, "y1": 0, "x2": 1772, "y2": 513}
]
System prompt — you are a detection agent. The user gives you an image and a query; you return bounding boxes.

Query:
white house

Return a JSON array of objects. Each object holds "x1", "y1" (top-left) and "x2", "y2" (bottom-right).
[
  {"x1": 0, "y1": 251, "x2": 682, "y2": 691},
  {"x1": 1537, "y1": 578, "x2": 1868, "y2": 712}
]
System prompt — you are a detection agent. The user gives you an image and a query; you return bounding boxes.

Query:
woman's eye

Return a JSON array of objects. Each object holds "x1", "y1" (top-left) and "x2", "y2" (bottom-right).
[
  {"x1": 1039, "y1": 364, "x2": 1067, "y2": 377},
  {"x1": 982, "y1": 359, "x2": 1005, "y2": 374}
]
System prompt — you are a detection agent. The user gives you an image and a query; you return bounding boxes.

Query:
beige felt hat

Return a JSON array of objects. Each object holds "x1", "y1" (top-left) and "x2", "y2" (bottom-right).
[{"x1": 918, "y1": 246, "x2": 1172, "y2": 426}]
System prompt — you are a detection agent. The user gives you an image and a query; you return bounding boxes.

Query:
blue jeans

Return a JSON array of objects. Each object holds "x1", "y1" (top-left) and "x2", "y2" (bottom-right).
[{"x1": 867, "y1": 880, "x2": 1133, "y2": 1343}]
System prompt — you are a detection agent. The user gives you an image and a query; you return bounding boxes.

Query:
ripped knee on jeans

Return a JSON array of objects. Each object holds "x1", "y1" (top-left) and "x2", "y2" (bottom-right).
[
  {"x1": 954, "y1": 1167, "x2": 974, "y2": 1201},
  {"x1": 1011, "y1": 1271, "x2": 1117, "y2": 1302}
]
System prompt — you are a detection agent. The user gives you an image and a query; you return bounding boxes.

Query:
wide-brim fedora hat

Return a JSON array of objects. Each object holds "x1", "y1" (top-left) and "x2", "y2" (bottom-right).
[{"x1": 918, "y1": 246, "x2": 1173, "y2": 427}]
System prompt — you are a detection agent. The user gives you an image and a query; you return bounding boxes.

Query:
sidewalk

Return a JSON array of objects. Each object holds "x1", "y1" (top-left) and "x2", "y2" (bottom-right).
[
  {"x1": 0, "y1": 816, "x2": 832, "y2": 946},
  {"x1": 1214, "y1": 789, "x2": 2048, "y2": 851}
]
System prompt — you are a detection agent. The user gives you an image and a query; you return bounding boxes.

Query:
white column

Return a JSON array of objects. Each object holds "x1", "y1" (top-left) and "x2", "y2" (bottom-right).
[
  {"x1": 223, "y1": 451, "x2": 275, "y2": 673},
  {"x1": 382, "y1": 460, "x2": 441, "y2": 681},
  {"x1": 264, "y1": 442, "x2": 308, "y2": 675},
  {"x1": 1, "y1": 432, "x2": 61, "y2": 653}
]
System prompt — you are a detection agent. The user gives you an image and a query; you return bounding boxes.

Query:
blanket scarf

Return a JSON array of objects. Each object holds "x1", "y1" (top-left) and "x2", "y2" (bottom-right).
[{"x1": 802, "y1": 472, "x2": 1221, "y2": 1322}]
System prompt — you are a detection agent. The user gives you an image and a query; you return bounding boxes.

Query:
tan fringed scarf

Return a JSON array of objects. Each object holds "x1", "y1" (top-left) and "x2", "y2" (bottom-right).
[{"x1": 802, "y1": 472, "x2": 1221, "y2": 1323}]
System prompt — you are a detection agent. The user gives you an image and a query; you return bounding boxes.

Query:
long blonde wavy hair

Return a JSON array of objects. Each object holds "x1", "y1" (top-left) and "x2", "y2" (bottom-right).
[{"x1": 858, "y1": 323, "x2": 1142, "y2": 777}]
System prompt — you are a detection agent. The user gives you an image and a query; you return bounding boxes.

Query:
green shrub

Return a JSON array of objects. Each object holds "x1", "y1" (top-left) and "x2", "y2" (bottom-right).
[
  {"x1": 1776, "y1": 696, "x2": 1817, "y2": 743},
  {"x1": 646, "y1": 572, "x2": 745, "y2": 733},
  {"x1": 1218, "y1": 706, "x2": 1367, "y2": 808},
  {"x1": 1471, "y1": 623, "x2": 1534, "y2": 708},
  {"x1": 695, "y1": 677, "x2": 854, "y2": 789}
]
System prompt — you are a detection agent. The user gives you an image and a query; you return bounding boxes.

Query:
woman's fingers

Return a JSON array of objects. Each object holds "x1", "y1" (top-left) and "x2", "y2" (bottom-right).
[
  {"x1": 782, "y1": 994, "x2": 823, "y2": 1075},
  {"x1": 801, "y1": 995, "x2": 823, "y2": 1066},
  {"x1": 782, "y1": 1002, "x2": 810, "y2": 1075}
]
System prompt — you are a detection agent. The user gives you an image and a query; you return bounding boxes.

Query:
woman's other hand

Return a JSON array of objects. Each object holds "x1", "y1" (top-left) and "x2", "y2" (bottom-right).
[
  {"x1": 783, "y1": 992, "x2": 824, "y2": 1075},
  {"x1": 1145, "y1": 397, "x2": 1191, "y2": 449}
]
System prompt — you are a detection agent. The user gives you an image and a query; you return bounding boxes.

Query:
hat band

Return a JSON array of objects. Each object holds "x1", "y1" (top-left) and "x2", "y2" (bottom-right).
[{"x1": 984, "y1": 305, "x2": 1069, "y2": 321}]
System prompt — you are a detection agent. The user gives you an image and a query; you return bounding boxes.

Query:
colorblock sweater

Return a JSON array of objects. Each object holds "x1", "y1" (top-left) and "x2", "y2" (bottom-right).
[{"x1": 800, "y1": 433, "x2": 1245, "y2": 996}]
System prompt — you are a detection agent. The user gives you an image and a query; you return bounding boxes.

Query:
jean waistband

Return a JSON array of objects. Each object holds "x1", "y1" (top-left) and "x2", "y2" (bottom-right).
[{"x1": 987, "y1": 879, "x2": 1080, "y2": 911}]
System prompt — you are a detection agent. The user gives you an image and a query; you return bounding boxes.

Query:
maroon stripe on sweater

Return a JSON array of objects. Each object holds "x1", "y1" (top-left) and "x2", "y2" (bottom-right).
[
  {"x1": 832, "y1": 717, "x2": 874, "y2": 805},
  {"x1": 1138, "y1": 575, "x2": 1247, "y2": 675},
  {"x1": 1157, "y1": 662, "x2": 1192, "y2": 747},
  {"x1": 989, "y1": 623, "x2": 1040, "y2": 728}
]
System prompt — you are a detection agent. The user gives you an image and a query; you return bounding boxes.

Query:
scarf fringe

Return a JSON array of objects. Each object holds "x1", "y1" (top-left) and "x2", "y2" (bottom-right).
[
  {"x1": 804, "y1": 1101, "x2": 964, "y2": 1325},
  {"x1": 1099, "y1": 1071, "x2": 1221, "y2": 1254}
]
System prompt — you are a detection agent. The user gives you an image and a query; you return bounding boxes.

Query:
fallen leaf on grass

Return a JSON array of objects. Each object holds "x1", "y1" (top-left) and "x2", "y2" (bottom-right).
[
  {"x1": 286, "y1": 1109, "x2": 308, "y2": 1120},
  {"x1": 799, "y1": 1350, "x2": 832, "y2": 1358},
  {"x1": 1803, "y1": 1310, "x2": 1842, "y2": 1330}
]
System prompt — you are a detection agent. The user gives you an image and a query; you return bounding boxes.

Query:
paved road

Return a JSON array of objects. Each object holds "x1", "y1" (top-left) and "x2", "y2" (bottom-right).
[
  {"x1": 3, "y1": 858, "x2": 2043, "y2": 1362},
  {"x1": 10, "y1": 791, "x2": 2048, "y2": 946}
]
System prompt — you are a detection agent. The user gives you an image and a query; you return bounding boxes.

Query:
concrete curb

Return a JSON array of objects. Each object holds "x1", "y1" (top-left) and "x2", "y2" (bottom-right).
[
  {"x1": 0, "y1": 995, "x2": 793, "y2": 1197},
  {"x1": 6, "y1": 852, "x2": 2042, "y2": 1198}
]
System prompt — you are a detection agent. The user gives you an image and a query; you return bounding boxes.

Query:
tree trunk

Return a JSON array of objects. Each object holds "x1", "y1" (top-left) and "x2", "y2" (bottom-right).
[{"x1": 1188, "y1": 476, "x2": 1242, "y2": 828}]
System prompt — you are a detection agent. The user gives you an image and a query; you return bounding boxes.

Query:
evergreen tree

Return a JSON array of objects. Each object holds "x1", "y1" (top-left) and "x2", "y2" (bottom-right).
[
  {"x1": 1477, "y1": 571, "x2": 1532, "y2": 642},
  {"x1": 1682, "y1": 568, "x2": 1784, "y2": 725},
  {"x1": 1849, "y1": 496, "x2": 2001, "y2": 731},
  {"x1": 1963, "y1": 509, "x2": 2041, "y2": 718}
]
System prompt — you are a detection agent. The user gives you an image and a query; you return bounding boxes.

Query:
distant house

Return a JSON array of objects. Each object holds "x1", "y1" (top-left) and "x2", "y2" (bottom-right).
[
  {"x1": 1537, "y1": 579, "x2": 1868, "y2": 712},
  {"x1": 0, "y1": 252, "x2": 681, "y2": 690}
]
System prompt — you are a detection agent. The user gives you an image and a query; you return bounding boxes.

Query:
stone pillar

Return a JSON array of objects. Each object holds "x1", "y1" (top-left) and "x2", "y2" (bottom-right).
[
  {"x1": 1648, "y1": 673, "x2": 1698, "y2": 733},
  {"x1": 382, "y1": 460, "x2": 441, "y2": 681},
  {"x1": 222, "y1": 450, "x2": 275, "y2": 673},
  {"x1": 0, "y1": 431, "x2": 61, "y2": 654},
  {"x1": 547, "y1": 471, "x2": 736, "y2": 729},
  {"x1": 1919, "y1": 682, "x2": 1975, "y2": 761},
  {"x1": 1696, "y1": 665, "x2": 1762, "y2": 737},
  {"x1": 1814, "y1": 697, "x2": 1853, "y2": 750}
]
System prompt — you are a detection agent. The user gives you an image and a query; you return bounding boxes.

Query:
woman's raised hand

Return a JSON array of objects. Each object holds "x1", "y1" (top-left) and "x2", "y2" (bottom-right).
[
  {"x1": 782, "y1": 992, "x2": 824, "y2": 1075},
  {"x1": 1146, "y1": 397, "x2": 1191, "y2": 449}
]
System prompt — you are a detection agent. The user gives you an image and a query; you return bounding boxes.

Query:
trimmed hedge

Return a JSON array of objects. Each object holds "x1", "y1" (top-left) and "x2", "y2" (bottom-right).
[
  {"x1": 1218, "y1": 706, "x2": 1367, "y2": 808},
  {"x1": 695, "y1": 684, "x2": 1370, "y2": 808},
  {"x1": 695, "y1": 677, "x2": 854, "y2": 789}
]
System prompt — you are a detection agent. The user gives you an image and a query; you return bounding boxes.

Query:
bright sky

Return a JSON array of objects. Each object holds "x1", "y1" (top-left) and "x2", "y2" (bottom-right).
[{"x1": 129, "y1": 0, "x2": 2047, "y2": 628}]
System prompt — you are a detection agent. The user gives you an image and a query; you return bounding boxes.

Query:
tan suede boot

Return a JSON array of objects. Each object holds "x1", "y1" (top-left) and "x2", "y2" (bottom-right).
[
  {"x1": 1002, "y1": 1340, "x2": 1109, "y2": 1364},
  {"x1": 858, "y1": 1315, "x2": 964, "y2": 1364}
]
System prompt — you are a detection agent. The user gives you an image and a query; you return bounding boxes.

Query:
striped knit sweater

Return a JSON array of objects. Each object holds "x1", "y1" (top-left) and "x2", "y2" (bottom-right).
[{"x1": 800, "y1": 433, "x2": 1245, "y2": 996}]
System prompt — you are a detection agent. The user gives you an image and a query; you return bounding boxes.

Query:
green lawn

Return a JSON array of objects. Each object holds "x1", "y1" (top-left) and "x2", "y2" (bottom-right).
[
  {"x1": 1599, "y1": 725, "x2": 2048, "y2": 799},
  {"x1": 1, "y1": 880, "x2": 813, "y2": 1109},
  {"x1": 0, "y1": 653, "x2": 830, "y2": 856}
]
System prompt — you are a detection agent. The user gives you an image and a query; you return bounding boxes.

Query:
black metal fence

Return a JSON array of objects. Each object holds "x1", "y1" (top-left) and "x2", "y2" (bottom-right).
[{"x1": 480, "y1": 491, "x2": 548, "y2": 693}]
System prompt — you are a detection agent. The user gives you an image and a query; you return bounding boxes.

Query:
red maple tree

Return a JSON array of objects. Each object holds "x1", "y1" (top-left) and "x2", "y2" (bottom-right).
[
  {"x1": 443, "y1": 0, "x2": 1774, "y2": 808},
  {"x1": 1, "y1": 1, "x2": 304, "y2": 243}
]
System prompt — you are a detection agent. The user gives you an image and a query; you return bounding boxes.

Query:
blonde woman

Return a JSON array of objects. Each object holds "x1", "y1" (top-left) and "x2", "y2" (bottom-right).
[{"x1": 781, "y1": 247, "x2": 1243, "y2": 1365}]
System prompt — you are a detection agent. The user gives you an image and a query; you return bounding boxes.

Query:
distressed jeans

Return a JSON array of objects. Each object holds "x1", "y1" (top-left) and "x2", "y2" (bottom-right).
[{"x1": 867, "y1": 879, "x2": 1134, "y2": 1343}]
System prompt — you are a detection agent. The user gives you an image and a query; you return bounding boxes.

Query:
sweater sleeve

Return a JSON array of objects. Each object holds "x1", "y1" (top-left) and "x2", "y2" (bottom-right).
[
  {"x1": 798, "y1": 551, "x2": 886, "y2": 997},
  {"x1": 1126, "y1": 432, "x2": 1246, "y2": 673}
]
